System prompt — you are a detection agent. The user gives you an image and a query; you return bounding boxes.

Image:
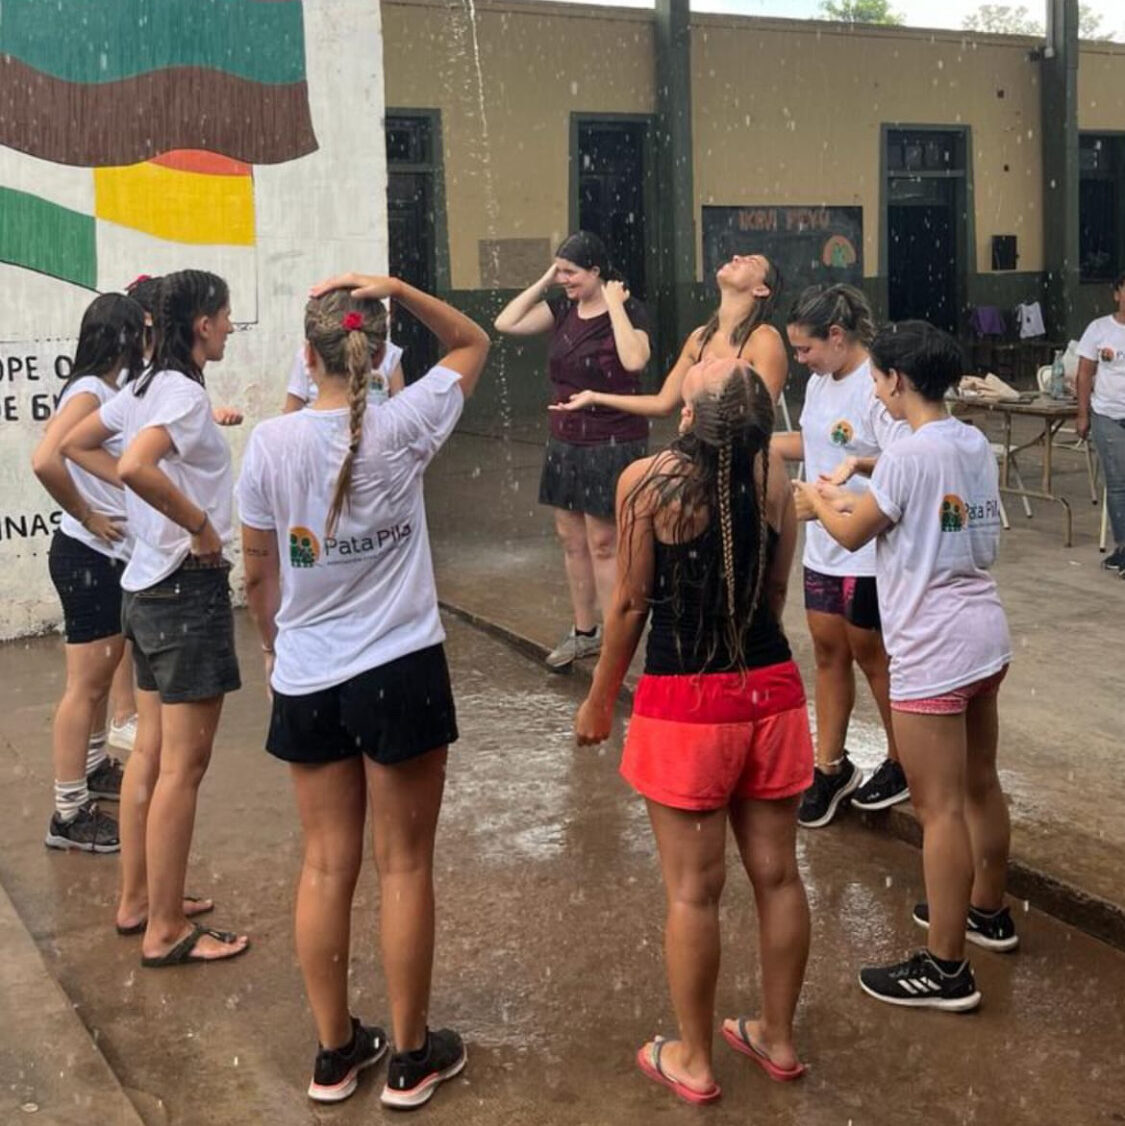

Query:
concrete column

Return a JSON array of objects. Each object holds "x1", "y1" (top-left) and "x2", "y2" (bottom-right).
[
  {"x1": 1040, "y1": 0, "x2": 1081, "y2": 339},
  {"x1": 653, "y1": 0, "x2": 695, "y2": 368}
]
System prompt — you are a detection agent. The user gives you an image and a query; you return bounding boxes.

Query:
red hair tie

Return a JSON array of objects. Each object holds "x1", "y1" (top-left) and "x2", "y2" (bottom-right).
[{"x1": 342, "y1": 312, "x2": 364, "y2": 332}]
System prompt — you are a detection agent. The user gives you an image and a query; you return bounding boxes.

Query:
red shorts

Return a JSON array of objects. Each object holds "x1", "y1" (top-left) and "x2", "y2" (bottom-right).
[
  {"x1": 621, "y1": 660, "x2": 814, "y2": 812},
  {"x1": 891, "y1": 666, "x2": 1008, "y2": 716}
]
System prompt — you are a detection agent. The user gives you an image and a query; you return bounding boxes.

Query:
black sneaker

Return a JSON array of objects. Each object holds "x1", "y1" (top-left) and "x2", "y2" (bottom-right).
[
  {"x1": 381, "y1": 1028, "x2": 466, "y2": 1110},
  {"x1": 87, "y1": 756, "x2": 124, "y2": 801},
  {"x1": 1102, "y1": 546, "x2": 1125, "y2": 573},
  {"x1": 308, "y1": 1018, "x2": 388, "y2": 1103},
  {"x1": 44, "y1": 803, "x2": 120, "y2": 853},
  {"x1": 858, "y1": 950, "x2": 980, "y2": 1011},
  {"x1": 913, "y1": 902, "x2": 1019, "y2": 952},
  {"x1": 797, "y1": 754, "x2": 861, "y2": 828},
  {"x1": 851, "y1": 758, "x2": 910, "y2": 811}
]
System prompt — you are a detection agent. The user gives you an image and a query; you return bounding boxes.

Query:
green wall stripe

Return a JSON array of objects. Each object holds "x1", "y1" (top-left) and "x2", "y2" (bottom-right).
[
  {"x1": 0, "y1": 189, "x2": 96, "y2": 290},
  {"x1": 0, "y1": 0, "x2": 307, "y2": 86}
]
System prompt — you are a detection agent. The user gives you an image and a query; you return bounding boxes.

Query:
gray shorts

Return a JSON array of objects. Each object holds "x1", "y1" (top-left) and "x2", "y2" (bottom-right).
[{"x1": 122, "y1": 559, "x2": 242, "y2": 704}]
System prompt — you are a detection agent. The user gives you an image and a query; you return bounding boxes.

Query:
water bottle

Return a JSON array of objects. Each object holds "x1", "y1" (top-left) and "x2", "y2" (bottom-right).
[{"x1": 1049, "y1": 349, "x2": 1066, "y2": 400}]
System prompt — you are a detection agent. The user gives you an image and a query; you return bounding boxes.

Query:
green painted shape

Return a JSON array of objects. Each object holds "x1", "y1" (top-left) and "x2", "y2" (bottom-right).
[
  {"x1": 0, "y1": 188, "x2": 96, "y2": 290},
  {"x1": 0, "y1": 0, "x2": 307, "y2": 86}
]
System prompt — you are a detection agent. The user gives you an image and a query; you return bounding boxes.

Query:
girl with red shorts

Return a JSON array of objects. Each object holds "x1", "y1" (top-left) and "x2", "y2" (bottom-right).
[{"x1": 576, "y1": 358, "x2": 814, "y2": 1104}]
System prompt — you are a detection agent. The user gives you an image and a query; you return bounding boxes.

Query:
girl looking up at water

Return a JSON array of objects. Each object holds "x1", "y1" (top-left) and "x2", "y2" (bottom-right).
[{"x1": 794, "y1": 321, "x2": 1016, "y2": 1012}]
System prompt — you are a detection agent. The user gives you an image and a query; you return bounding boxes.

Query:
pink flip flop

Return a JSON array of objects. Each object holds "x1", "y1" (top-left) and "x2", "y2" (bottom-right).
[
  {"x1": 721, "y1": 1018, "x2": 807, "y2": 1082},
  {"x1": 635, "y1": 1038, "x2": 721, "y2": 1105}
]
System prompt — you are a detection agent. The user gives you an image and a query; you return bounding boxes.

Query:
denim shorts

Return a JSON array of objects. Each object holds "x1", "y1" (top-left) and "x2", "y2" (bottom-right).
[
  {"x1": 48, "y1": 530, "x2": 124, "y2": 644},
  {"x1": 121, "y1": 558, "x2": 241, "y2": 704}
]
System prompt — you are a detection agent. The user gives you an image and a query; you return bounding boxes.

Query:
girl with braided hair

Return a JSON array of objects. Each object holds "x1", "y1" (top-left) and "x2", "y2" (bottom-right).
[
  {"x1": 238, "y1": 274, "x2": 489, "y2": 1109},
  {"x1": 576, "y1": 357, "x2": 814, "y2": 1104},
  {"x1": 62, "y1": 268, "x2": 247, "y2": 965}
]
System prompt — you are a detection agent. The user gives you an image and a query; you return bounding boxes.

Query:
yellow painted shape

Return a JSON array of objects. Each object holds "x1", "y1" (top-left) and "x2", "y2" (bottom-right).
[{"x1": 94, "y1": 161, "x2": 255, "y2": 246}]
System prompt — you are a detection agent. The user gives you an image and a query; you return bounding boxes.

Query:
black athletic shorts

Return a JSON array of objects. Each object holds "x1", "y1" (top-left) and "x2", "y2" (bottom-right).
[
  {"x1": 538, "y1": 437, "x2": 648, "y2": 520},
  {"x1": 266, "y1": 643, "x2": 458, "y2": 767},
  {"x1": 803, "y1": 567, "x2": 882, "y2": 631},
  {"x1": 48, "y1": 530, "x2": 125, "y2": 644}
]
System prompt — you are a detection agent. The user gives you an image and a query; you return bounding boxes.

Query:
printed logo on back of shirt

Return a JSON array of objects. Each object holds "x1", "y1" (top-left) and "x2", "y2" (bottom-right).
[
  {"x1": 289, "y1": 526, "x2": 321, "y2": 567},
  {"x1": 829, "y1": 419, "x2": 854, "y2": 447},
  {"x1": 940, "y1": 495, "x2": 966, "y2": 532}
]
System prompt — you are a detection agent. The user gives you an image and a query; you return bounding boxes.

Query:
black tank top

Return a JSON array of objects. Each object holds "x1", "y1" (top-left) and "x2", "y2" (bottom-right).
[{"x1": 644, "y1": 520, "x2": 791, "y2": 675}]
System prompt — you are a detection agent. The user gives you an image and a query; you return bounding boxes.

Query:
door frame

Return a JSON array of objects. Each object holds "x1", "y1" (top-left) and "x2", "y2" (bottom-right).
[
  {"x1": 880, "y1": 123, "x2": 975, "y2": 328},
  {"x1": 385, "y1": 106, "x2": 451, "y2": 291},
  {"x1": 568, "y1": 112, "x2": 659, "y2": 299}
]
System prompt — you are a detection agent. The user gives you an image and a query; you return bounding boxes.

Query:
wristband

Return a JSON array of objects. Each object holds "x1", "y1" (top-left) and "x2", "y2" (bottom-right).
[{"x1": 188, "y1": 511, "x2": 209, "y2": 536}]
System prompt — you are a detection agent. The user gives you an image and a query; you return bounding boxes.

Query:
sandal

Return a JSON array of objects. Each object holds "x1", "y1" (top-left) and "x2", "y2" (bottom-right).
[
  {"x1": 140, "y1": 923, "x2": 250, "y2": 968},
  {"x1": 721, "y1": 1017, "x2": 806, "y2": 1081},
  {"x1": 116, "y1": 896, "x2": 215, "y2": 936},
  {"x1": 635, "y1": 1038, "x2": 721, "y2": 1105}
]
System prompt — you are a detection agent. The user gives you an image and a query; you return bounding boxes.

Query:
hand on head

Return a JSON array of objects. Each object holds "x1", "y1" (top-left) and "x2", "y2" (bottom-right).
[
  {"x1": 603, "y1": 280, "x2": 630, "y2": 306},
  {"x1": 310, "y1": 273, "x2": 397, "y2": 301}
]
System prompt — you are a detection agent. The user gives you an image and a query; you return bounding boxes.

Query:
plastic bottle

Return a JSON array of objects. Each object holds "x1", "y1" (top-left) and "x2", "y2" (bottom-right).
[{"x1": 1050, "y1": 349, "x2": 1066, "y2": 400}]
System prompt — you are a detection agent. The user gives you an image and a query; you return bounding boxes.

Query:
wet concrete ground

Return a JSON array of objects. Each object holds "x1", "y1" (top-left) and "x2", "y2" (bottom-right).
[
  {"x1": 426, "y1": 418, "x2": 1125, "y2": 925},
  {"x1": 2, "y1": 615, "x2": 1125, "y2": 1124}
]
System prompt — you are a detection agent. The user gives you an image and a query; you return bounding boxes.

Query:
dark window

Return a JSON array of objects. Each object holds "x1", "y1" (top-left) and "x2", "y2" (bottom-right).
[{"x1": 1079, "y1": 134, "x2": 1123, "y2": 282}]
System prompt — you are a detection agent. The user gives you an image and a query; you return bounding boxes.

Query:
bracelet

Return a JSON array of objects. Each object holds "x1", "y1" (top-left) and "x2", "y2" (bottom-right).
[{"x1": 187, "y1": 511, "x2": 209, "y2": 536}]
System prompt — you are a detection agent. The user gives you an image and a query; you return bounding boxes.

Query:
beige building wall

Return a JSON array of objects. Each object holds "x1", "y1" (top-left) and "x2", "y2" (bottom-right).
[
  {"x1": 1078, "y1": 41, "x2": 1125, "y2": 131},
  {"x1": 382, "y1": 0, "x2": 654, "y2": 289},
  {"x1": 692, "y1": 17, "x2": 1044, "y2": 279}
]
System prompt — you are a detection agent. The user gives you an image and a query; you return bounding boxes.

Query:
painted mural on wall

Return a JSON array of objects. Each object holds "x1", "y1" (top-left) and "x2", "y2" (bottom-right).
[{"x1": 0, "y1": 0, "x2": 388, "y2": 638}]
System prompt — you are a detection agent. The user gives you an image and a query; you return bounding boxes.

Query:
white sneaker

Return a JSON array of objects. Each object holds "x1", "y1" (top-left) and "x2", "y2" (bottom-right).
[
  {"x1": 545, "y1": 625, "x2": 602, "y2": 670},
  {"x1": 108, "y1": 714, "x2": 137, "y2": 752}
]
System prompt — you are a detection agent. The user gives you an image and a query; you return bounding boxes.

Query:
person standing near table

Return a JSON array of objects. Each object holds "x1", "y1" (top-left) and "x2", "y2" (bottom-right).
[{"x1": 1076, "y1": 271, "x2": 1125, "y2": 573}]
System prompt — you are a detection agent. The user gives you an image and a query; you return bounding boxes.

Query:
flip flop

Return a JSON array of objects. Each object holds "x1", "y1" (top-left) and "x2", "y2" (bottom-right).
[
  {"x1": 116, "y1": 896, "x2": 215, "y2": 936},
  {"x1": 721, "y1": 1018, "x2": 807, "y2": 1082},
  {"x1": 140, "y1": 923, "x2": 250, "y2": 968},
  {"x1": 635, "y1": 1038, "x2": 721, "y2": 1105}
]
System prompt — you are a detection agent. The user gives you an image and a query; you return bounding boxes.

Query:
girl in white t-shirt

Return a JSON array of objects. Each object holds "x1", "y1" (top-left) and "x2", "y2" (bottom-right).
[
  {"x1": 795, "y1": 320, "x2": 1015, "y2": 1014},
  {"x1": 239, "y1": 274, "x2": 488, "y2": 1109},
  {"x1": 62, "y1": 269, "x2": 247, "y2": 968},
  {"x1": 282, "y1": 333, "x2": 405, "y2": 412},
  {"x1": 32, "y1": 293, "x2": 145, "y2": 855},
  {"x1": 775, "y1": 285, "x2": 909, "y2": 827}
]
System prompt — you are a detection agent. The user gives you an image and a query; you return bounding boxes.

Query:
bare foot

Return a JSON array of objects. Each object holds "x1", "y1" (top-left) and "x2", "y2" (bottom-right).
[
  {"x1": 722, "y1": 1017, "x2": 800, "y2": 1072},
  {"x1": 640, "y1": 1038, "x2": 716, "y2": 1094},
  {"x1": 116, "y1": 896, "x2": 214, "y2": 932}
]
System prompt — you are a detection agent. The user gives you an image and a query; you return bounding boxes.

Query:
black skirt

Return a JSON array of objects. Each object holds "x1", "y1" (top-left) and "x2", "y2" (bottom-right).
[{"x1": 538, "y1": 436, "x2": 648, "y2": 519}]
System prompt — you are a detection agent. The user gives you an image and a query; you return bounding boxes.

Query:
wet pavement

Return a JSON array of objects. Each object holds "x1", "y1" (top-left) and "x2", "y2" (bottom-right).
[{"x1": 2, "y1": 613, "x2": 1125, "y2": 1124}]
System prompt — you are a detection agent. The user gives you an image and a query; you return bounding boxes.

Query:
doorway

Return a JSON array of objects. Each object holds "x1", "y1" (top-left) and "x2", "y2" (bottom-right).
[
  {"x1": 571, "y1": 116, "x2": 654, "y2": 301},
  {"x1": 884, "y1": 128, "x2": 969, "y2": 334}
]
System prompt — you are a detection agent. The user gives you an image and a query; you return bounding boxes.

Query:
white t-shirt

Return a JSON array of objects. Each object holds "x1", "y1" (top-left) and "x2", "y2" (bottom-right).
[
  {"x1": 868, "y1": 417, "x2": 1011, "y2": 700},
  {"x1": 286, "y1": 340, "x2": 405, "y2": 408},
  {"x1": 1077, "y1": 315, "x2": 1125, "y2": 420},
  {"x1": 99, "y1": 371, "x2": 234, "y2": 591},
  {"x1": 799, "y1": 360, "x2": 908, "y2": 576},
  {"x1": 237, "y1": 365, "x2": 464, "y2": 696},
  {"x1": 57, "y1": 376, "x2": 132, "y2": 562}
]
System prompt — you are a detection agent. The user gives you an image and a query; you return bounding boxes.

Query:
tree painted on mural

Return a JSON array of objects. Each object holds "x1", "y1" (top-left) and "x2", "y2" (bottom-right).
[
  {"x1": 818, "y1": 0, "x2": 904, "y2": 25},
  {"x1": 0, "y1": 0, "x2": 318, "y2": 298}
]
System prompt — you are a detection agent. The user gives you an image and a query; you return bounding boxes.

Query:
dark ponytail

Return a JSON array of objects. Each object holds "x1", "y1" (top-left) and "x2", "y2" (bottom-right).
[
  {"x1": 787, "y1": 283, "x2": 874, "y2": 345},
  {"x1": 68, "y1": 294, "x2": 145, "y2": 390},
  {"x1": 555, "y1": 230, "x2": 624, "y2": 283}
]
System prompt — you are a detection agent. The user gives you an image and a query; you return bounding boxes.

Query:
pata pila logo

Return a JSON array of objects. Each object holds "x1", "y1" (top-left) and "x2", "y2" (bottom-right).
[
  {"x1": 940, "y1": 495, "x2": 966, "y2": 532},
  {"x1": 289, "y1": 526, "x2": 320, "y2": 567}
]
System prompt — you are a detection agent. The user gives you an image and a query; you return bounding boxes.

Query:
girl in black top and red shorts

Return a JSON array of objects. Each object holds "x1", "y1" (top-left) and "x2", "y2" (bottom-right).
[
  {"x1": 576, "y1": 357, "x2": 814, "y2": 1105},
  {"x1": 495, "y1": 231, "x2": 651, "y2": 670}
]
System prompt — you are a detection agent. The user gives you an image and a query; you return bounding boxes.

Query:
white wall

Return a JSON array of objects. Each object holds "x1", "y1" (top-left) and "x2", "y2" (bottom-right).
[{"x1": 0, "y1": 0, "x2": 388, "y2": 639}]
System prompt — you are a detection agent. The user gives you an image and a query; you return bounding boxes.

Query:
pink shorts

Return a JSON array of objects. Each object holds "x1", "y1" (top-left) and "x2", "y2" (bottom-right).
[
  {"x1": 620, "y1": 660, "x2": 815, "y2": 812},
  {"x1": 891, "y1": 667, "x2": 1008, "y2": 716}
]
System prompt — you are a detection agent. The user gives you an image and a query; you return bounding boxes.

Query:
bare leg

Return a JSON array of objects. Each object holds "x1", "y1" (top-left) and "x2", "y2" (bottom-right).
[
  {"x1": 583, "y1": 513, "x2": 617, "y2": 620},
  {"x1": 724, "y1": 795, "x2": 808, "y2": 1071},
  {"x1": 52, "y1": 636, "x2": 122, "y2": 788},
  {"x1": 366, "y1": 748, "x2": 448, "y2": 1052},
  {"x1": 892, "y1": 710, "x2": 971, "y2": 962},
  {"x1": 142, "y1": 696, "x2": 246, "y2": 960},
  {"x1": 116, "y1": 689, "x2": 165, "y2": 927},
  {"x1": 643, "y1": 801, "x2": 728, "y2": 1093},
  {"x1": 846, "y1": 623, "x2": 899, "y2": 763},
  {"x1": 109, "y1": 640, "x2": 137, "y2": 728},
  {"x1": 291, "y1": 759, "x2": 367, "y2": 1049},
  {"x1": 964, "y1": 693, "x2": 1009, "y2": 911},
  {"x1": 554, "y1": 508, "x2": 598, "y2": 633},
  {"x1": 808, "y1": 611, "x2": 854, "y2": 771}
]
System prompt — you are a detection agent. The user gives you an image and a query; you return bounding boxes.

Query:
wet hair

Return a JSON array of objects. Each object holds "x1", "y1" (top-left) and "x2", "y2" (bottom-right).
[
  {"x1": 696, "y1": 257, "x2": 782, "y2": 356},
  {"x1": 554, "y1": 231, "x2": 623, "y2": 282},
  {"x1": 870, "y1": 320, "x2": 964, "y2": 402},
  {"x1": 304, "y1": 290, "x2": 389, "y2": 538},
  {"x1": 623, "y1": 362, "x2": 776, "y2": 670},
  {"x1": 135, "y1": 269, "x2": 229, "y2": 395},
  {"x1": 1114, "y1": 271, "x2": 1125, "y2": 292},
  {"x1": 787, "y1": 283, "x2": 875, "y2": 346},
  {"x1": 68, "y1": 294, "x2": 145, "y2": 389},
  {"x1": 125, "y1": 274, "x2": 163, "y2": 317}
]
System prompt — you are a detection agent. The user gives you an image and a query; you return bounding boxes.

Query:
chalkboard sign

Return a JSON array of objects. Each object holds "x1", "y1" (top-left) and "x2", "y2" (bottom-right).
[{"x1": 702, "y1": 206, "x2": 864, "y2": 300}]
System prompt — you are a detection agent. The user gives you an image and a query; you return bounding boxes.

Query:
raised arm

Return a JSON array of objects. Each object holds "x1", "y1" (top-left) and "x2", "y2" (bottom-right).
[
  {"x1": 493, "y1": 264, "x2": 558, "y2": 336},
  {"x1": 603, "y1": 282, "x2": 650, "y2": 373},
  {"x1": 33, "y1": 393, "x2": 123, "y2": 546}
]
